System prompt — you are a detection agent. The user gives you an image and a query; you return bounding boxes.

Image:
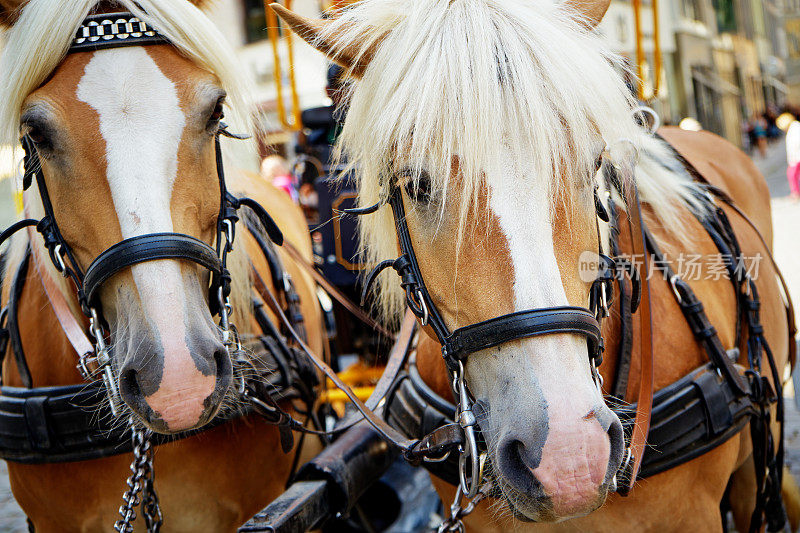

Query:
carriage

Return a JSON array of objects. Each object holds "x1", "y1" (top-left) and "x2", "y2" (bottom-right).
[{"x1": 0, "y1": 1, "x2": 796, "y2": 532}]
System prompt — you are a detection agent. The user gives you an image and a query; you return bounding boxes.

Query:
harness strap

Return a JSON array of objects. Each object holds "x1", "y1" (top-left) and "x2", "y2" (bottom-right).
[
  {"x1": 604, "y1": 167, "x2": 635, "y2": 400},
  {"x1": 643, "y1": 229, "x2": 750, "y2": 396},
  {"x1": 386, "y1": 356, "x2": 757, "y2": 487},
  {"x1": 255, "y1": 269, "x2": 465, "y2": 460},
  {"x1": 712, "y1": 188, "x2": 798, "y2": 372},
  {"x1": 6, "y1": 253, "x2": 33, "y2": 388},
  {"x1": 251, "y1": 267, "x2": 424, "y2": 436},
  {"x1": 83, "y1": 233, "x2": 222, "y2": 305},
  {"x1": 246, "y1": 221, "x2": 308, "y2": 341},
  {"x1": 616, "y1": 161, "x2": 655, "y2": 495},
  {"x1": 27, "y1": 226, "x2": 94, "y2": 360},
  {"x1": 280, "y1": 239, "x2": 394, "y2": 339},
  {"x1": 443, "y1": 307, "x2": 601, "y2": 362},
  {"x1": 655, "y1": 130, "x2": 796, "y2": 372}
]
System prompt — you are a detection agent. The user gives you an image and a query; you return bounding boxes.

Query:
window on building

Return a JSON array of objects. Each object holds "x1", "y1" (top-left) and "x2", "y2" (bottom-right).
[
  {"x1": 713, "y1": 0, "x2": 737, "y2": 32},
  {"x1": 682, "y1": 0, "x2": 704, "y2": 22},
  {"x1": 244, "y1": 0, "x2": 279, "y2": 43}
]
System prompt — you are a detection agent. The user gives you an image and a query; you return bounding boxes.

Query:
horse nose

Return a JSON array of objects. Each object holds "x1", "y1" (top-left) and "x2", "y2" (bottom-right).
[
  {"x1": 118, "y1": 343, "x2": 232, "y2": 433},
  {"x1": 494, "y1": 407, "x2": 624, "y2": 518}
]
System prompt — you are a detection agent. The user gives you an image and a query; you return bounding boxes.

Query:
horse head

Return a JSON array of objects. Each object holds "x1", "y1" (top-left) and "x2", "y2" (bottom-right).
[
  {"x1": 275, "y1": 0, "x2": 637, "y2": 521},
  {"x1": 0, "y1": 0, "x2": 249, "y2": 434}
]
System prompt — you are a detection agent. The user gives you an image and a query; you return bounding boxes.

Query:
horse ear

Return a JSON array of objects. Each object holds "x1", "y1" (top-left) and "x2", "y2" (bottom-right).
[
  {"x1": 188, "y1": 0, "x2": 215, "y2": 8},
  {"x1": 0, "y1": 0, "x2": 25, "y2": 27},
  {"x1": 563, "y1": 0, "x2": 611, "y2": 28},
  {"x1": 269, "y1": 3, "x2": 372, "y2": 77}
]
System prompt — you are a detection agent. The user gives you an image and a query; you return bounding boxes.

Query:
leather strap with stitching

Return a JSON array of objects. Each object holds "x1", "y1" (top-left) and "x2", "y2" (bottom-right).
[
  {"x1": 280, "y1": 239, "x2": 394, "y2": 339},
  {"x1": 83, "y1": 233, "x2": 222, "y2": 304},
  {"x1": 444, "y1": 307, "x2": 601, "y2": 362},
  {"x1": 619, "y1": 165, "x2": 654, "y2": 494}
]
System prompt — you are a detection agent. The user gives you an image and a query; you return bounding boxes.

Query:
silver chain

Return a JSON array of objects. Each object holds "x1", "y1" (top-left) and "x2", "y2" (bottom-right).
[
  {"x1": 113, "y1": 420, "x2": 162, "y2": 533},
  {"x1": 437, "y1": 483, "x2": 490, "y2": 533},
  {"x1": 106, "y1": 224, "x2": 235, "y2": 532}
]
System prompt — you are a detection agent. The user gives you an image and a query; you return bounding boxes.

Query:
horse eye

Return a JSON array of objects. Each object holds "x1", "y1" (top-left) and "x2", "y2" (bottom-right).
[
  {"x1": 207, "y1": 98, "x2": 225, "y2": 130},
  {"x1": 22, "y1": 123, "x2": 49, "y2": 149},
  {"x1": 403, "y1": 169, "x2": 433, "y2": 204},
  {"x1": 28, "y1": 127, "x2": 46, "y2": 145}
]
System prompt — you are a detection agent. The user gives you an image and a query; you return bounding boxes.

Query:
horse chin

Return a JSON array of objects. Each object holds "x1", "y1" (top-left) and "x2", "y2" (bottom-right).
[
  {"x1": 491, "y1": 472, "x2": 610, "y2": 523},
  {"x1": 109, "y1": 345, "x2": 234, "y2": 435},
  {"x1": 115, "y1": 383, "x2": 227, "y2": 435}
]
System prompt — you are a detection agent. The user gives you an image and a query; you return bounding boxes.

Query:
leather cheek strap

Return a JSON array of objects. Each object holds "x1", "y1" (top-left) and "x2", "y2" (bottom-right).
[
  {"x1": 83, "y1": 233, "x2": 222, "y2": 304},
  {"x1": 443, "y1": 307, "x2": 602, "y2": 362}
]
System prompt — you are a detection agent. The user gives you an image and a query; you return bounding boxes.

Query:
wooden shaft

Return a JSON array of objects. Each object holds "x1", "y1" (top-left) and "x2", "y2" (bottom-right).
[
  {"x1": 652, "y1": 0, "x2": 662, "y2": 97},
  {"x1": 632, "y1": 0, "x2": 646, "y2": 100},
  {"x1": 265, "y1": 1, "x2": 289, "y2": 129}
]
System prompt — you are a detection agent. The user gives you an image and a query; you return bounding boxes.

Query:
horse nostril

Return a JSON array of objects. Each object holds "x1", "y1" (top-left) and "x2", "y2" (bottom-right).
[
  {"x1": 605, "y1": 415, "x2": 625, "y2": 482},
  {"x1": 494, "y1": 436, "x2": 545, "y2": 496},
  {"x1": 119, "y1": 369, "x2": 140, "y2": 398},
  {"x1": 213, "y1": 347, "x2": 232, "y2": 387}
]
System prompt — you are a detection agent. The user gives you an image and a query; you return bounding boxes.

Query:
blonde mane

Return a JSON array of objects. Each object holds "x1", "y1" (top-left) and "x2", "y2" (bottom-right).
[
  {"x1": 0, "y1": 0, "x2": 254, "y2": 327},
  {"x1": 317, "y1": 0, "x2": 706, "y2": 321}
]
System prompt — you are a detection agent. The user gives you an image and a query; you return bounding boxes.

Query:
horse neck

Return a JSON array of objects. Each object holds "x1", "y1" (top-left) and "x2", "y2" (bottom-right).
[{"x1": 2, "y1": 241, "x2": 82, "y2": 387}]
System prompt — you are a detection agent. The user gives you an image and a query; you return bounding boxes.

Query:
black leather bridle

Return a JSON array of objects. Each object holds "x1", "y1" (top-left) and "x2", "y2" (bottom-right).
[
  {"x1": 3, "y1": 11, "x2": 285, "y2": 414},
  {"x1": 354, "y1": 167, "x2": 630, "y2": 499}
]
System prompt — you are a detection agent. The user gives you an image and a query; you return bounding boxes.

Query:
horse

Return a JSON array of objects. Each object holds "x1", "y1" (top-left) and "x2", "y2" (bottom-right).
[
  {"x1": 273, "y1": 0, "x2": 800, "y2": 530},
  {"x1": 0, "y1": 0, "x2": 324, "y2": 530}
]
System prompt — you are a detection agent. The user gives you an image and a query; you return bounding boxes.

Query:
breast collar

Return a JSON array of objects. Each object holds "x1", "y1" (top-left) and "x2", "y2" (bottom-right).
[{"x1": 349, "y1": 157, "x2": 656, "y2": 499}]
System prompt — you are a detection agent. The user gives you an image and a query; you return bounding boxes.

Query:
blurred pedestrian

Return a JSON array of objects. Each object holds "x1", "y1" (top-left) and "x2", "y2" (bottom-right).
[
  {"x1": 753, "y1": 115, "x2": 768, "y2": 157},
  {"x1": 786, "y1": 115, "x2": 800, "y2": 200},
  {"x1": 260, "y1": 155, "x2": 298, "y2": 203}
]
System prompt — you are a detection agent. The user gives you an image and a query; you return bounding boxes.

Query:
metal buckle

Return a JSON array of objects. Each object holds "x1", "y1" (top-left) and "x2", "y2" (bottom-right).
[
  {"x1": 416, "y1": 289, "x2": 429, "y2": 327},
  {"x1": 222, "y1": 218, "x2": 235, "y2": 252},
  {"x1": 85, "y1": 307, "x2": 122, "y2": 414},
  {"x1": 454, "y1": 361, "x2": 483, "y2": 498},
  {"x1": 631, "y1": 105, "x2": 661, "y2": 135},
  {"x1": 218, "y1": 286, "x2": 231, "y2": 342},
  {"x1": 592, "y1": 359, "x2": 604, "y2": 390},
  {"x1": 669, "y1": 275, "x2": 683, "y2": 304},
  {"x1": 52, "y1": 244, "x2": 67, "y2": 275},
  {"x1": 599, "y1": 281, "x2": 611, "y2": 317}
]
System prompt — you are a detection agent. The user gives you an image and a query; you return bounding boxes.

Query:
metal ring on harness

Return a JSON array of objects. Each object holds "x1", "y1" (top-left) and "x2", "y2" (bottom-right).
[
  {"x1": 631, "y1": 106, "x2": 661, "y2": 135},
  {"x1": 454, "y1": 361, "x2": 483, "y2": 498}
]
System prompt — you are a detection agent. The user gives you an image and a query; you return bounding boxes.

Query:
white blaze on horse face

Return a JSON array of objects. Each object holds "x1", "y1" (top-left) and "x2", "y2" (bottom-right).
[
  {"x1": 468, "y1": 152, "x2": 611, "y2": 517},
  {"x1": 77, "y1": 48, "x2": 215, "y2": 430}
]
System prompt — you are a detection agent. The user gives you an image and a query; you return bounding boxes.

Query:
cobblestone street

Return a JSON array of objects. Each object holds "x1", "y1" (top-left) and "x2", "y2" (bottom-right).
[{"x1": 0, "y1": 139, "x2": 798, "y2": 532}]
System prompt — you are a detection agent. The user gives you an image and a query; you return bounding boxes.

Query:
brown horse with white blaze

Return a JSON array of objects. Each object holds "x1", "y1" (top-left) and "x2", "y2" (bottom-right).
[
  {"x1": 0, "y1": 0, "x2": 323, "y2": 530},
  {"x1": 274, "y1": 0, "x2": 798, "y2": 530}
]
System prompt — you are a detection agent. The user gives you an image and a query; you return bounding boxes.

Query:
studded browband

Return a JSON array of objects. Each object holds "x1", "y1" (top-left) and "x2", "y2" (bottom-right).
[{"x1": 70, "y1": 12, "x2": 169, "y2": 53}]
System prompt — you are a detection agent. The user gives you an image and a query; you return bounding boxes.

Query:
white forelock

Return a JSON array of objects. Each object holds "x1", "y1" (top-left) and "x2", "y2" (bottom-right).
[
  {"x1": 318, "y1": 0, "x2": 705, "y2": 321},
  {"x1": 0, "y1": 0, "x2": 253, "y2": 148}
]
